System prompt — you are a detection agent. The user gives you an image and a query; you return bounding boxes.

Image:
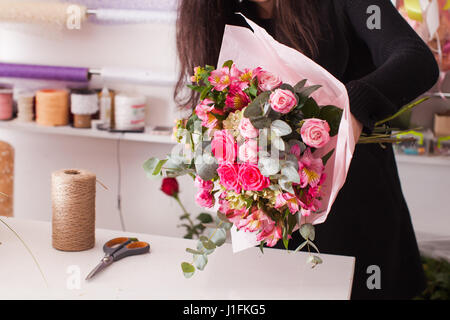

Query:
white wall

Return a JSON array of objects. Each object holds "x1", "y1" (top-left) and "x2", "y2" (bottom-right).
[
  {"x1": 0, "y1": 11, "x2": 200, "y2": 238},
  {"x1": 0, "y1": 4, "x2": 448, "y2": 240}
]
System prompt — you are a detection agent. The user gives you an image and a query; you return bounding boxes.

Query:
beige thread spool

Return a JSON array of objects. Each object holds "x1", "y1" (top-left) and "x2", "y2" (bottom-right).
[
  {"x1": 0, "y1": 141, "x2": 14, "y2": 217},
  {"x1": 36, "y1": 89, "x2": 69, "y2": 126},
  {"x1": 52, "y1": 169, "x2": 96, "y2": 251}
]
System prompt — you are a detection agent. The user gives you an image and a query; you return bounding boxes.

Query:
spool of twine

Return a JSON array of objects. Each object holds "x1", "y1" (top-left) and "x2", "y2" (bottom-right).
[
  {"x1": 52, "y1": 169, "x2": 96, "y2": 252},
  {"x1": 36, "y1": 89, "x2": 69, "y2": 126},
  {"x1": 16, "y1": 92, "x2": 35, "y2": 122},
  {"x1": 70, "y1": 89, "x2": 98, "y2": 129},
  {"x1": 0, "y1": 89, "x2": 13, "y2": 121},
  {"x1": 0, "y1": 141, "x2": 14, "y2": 217}
]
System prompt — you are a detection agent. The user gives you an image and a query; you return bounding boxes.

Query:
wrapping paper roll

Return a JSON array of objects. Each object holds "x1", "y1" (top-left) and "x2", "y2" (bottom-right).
[
  {"x1": 0, "y1": 63, "x2": 90, "y2": 82},
  {"x1": 114, "y1": 93, "x2": 146, "y2": 131},
  {"x1": 52, "y1": 169, "x2": 96, "y2": 252},
  {"x1": 36, "y1": 89, "x2": 69, "y2": 126},
  {"x1": 0, "y1": 141, "x2": 14, "y2": 217}
]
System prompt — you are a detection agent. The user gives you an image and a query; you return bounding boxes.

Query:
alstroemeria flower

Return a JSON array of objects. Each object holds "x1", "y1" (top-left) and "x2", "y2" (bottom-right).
[
  {"x1": 275, "y1": 192, "x2": 300, "y2": 214},
  {"x1": 238, "y1": 207, "x2": 273, "y2": 233},
  {"x1": 225, "y1": 87, "x2": 250, "y2": 111},
  {"x1": 298, "y1": 148, "x2": 324, "y2": 188},
  {"x1": 257, "y1": 224, "x2": 282, "y2": 247},
  {"x1": 195, "y1": 98, "x2": 218, "y2": 129},
  {"x1": 209, "y1": 67, "x2": 232, "y2": 91}
]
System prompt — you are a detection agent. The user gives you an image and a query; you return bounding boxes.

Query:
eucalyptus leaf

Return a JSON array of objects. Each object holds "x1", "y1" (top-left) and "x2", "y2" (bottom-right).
[
  {"x1": 186, "y1": 248, "x2": 203, "y2": 255},
  {"x1": 281, "y1": 165, "x2": 300, "y2": 184},
  {"x1": 294, "y1": 240, "x2": 309, "y2": 253},
  {"x1": 271, "y1": 135, "x2": 285, "y2": 151},
  {"x1": 209, "y1": 228, "x2": 227, "y2": 247},
  {"x1": 300, "y1": 224, "x2": 315, "y2": 241},
  {"x1": 258, "y1": 157, "x2": 281, "y2": 176},
  {"x1": 293, "y1": 79, "x2": 307, "y2": 92},
  {"x1": 271, "y1": 120, "x2": 292, "y2": 137},
  {"x1": 197, "y1": 240, "x2": 215, "y2": 255},
  {"x1": 250, "y1": 116, "x2": 272, "y2": 129},
  {"x1": 193, "y1": 254, "x2": 208, "y2": 271},
  {"x1": 279, "y1": 177, "x2": 294, "y2": 194},
  {"x1": 195, "y1": 153, "x2": 218, "y2": 181},
  {"x1": 143, "y1": 158, "x2": 160, "y2": 178},
  {"x1": 202, "y1": 239, "x2": 217, "y2": 250},
  {"x1": 298, "y1": 85, "x2": 322, "y2": 100},
  {"x1": 197, "y1": 213, "x2": 213, "y2": 224},
  {"x1": 181, "y1": 262, "x2": 195, "y2": 278}
]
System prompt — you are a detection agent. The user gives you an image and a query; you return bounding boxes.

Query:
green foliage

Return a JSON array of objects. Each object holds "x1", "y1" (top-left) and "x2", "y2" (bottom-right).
[
  {"x1": 319, "y1": 105, "x2": 343, "y2": 137},
  {"x1": 415, "y1": 256, "x2": 450, "y2": 300}
]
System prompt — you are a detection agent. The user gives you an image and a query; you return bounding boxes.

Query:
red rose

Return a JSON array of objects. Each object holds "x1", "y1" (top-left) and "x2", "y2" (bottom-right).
[{"x1": 161, "y1": 178, "x2": 179, "y2": 197}]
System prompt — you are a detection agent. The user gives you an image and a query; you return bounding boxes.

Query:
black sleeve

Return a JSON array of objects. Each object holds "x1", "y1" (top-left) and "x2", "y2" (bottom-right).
[{"x1": 343, "y1": 0, "x2": 440, "y2": 132}]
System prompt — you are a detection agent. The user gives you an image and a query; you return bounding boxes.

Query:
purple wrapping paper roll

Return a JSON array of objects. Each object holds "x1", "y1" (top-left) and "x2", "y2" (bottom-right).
[{"x1": 0, "y1": 63, "x2": 90, "y2": 82}]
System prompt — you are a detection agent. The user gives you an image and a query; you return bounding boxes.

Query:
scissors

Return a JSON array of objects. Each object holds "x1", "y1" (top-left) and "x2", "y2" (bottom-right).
[{"x1": 86, "y1": 237, "x2": 150, "y2": 280}]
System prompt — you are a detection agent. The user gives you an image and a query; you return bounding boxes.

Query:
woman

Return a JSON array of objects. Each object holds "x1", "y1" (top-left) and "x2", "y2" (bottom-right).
[{"x1": 175, "y1": 0, "x2": 439, "y2": 299}]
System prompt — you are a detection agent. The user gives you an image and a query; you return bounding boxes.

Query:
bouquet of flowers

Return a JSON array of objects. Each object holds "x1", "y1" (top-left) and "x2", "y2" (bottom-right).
[{"x1": 144, "y1": 16, "x2": 427, "y2": 278}]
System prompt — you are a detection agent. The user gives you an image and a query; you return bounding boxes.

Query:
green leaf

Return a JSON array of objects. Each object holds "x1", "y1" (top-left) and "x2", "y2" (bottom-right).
[
  {"x1": 259, "y1": 241, "x2": 265, "y2": 254},
  {"x1": 322, "y1": 149, "x2": 335, "y2": 166},
  {"x1": 294, "y1": 240, "x2": 308, "y2": 253},
  {"x1": 282, "y1": 227, "x2": 289, "y2": 250},
  {"x1": 271, "y1": 120, "x2": 292, "y2": 137},
  {"x1": 153, "y1": 159, "x2": 167, "y2": 176},
  {"x1": 297, "y1": 85, "x2": 321, "y2": 101},
  {"x1": 201, "y1": 239, "x2": 217, "y2": 250},
  {"x1": 287, "y1": 212, "x2": 298, "y2": 235},
  {"x1": 197, "y1": 240, "x2": 215, "y2": 255},
  {"x1": 301, "y1": 98, "x2": 320, "y2": 118},
  {"x1": 222, "y1": 60, "x2": 234, "y2": 69},
  {"x1": 319, "y1": 105, "x2": 343, "y2": 137},
  {"x1": 250, "y1": 116, "x2": 272, "y2": 129},
  {"x1": 244, "y1": 91, "x2": 271, "y2": 118},
  {"x1": 293, "y1": 79, "x2": 307, "y2": 92},
  {"x1": 194, "y1": 254, "x2": 208, "y2": 271},
  {"x1": 200, "y1": 86, "x2": 211, "y2": 100},
  {"x1": 143, "y1": 158, "x2": 161, "y2": 178},
  {"x1": 197, "y1": 213, "x2": 213, "y2": 224},
  {"x1": 279, "y1": 177, "x2": 294, "y2": 194},
  {"x1": 186, "y1": 248, "x2": 203, "y2": 255},
  {"x1": 300, "y1": 224, "x2": 315, "y2": 241},
  {"x1": 181, "y1": 262, "x2": 195, "y2": 278},
  {"x1": 195, "y1": 153, "x2": 218, "y2": 181},
  {"x1": 271, "y1": 135, "x2": 285, "y2": 151},
  {"x1": 210, "y1": 228, "x2": 227, "y2": 247}
]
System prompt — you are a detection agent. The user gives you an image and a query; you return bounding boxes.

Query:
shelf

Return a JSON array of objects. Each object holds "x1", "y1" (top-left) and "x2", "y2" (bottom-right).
[
  {"x1": 0, "y1": 120, "x2": 176, "y2": 145},
  {"x1": 395, "y1": 153, "x2": 450, "y2": 167}
]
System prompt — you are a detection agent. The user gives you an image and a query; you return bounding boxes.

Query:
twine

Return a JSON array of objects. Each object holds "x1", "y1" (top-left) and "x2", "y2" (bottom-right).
[
  {"x1": 114, "y1": 93, "x2": 146, "y2": 131},
  {"x1": 52, "y1": 169, "x2": 96, "y2": 252},
  {"x1": 16, "y1": 93, "x2": 34, "y2": 123},
  {"x1": 36, "y1": 89, "x2": 69, "y2": 126},
  {"x1": 0, "y1": 141, "x2": 14, "y2": 217}
]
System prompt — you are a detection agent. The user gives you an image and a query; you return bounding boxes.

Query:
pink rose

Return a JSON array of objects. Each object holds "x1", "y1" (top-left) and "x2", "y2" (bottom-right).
[
  {"x1": 300, "y1": 119, "x2": 331, "y2": 149},
  {"x1": 269, "y1": 89, "x2": 297, "y2": 114},
  {"x1": 238, "y1": 139, "x2": 258, "y2": 164},
  {"x1": 211, "y1": 130, "x2": 237, "y2": 164},
  {"x1": 217, "y1": 163, "x2": 241, "y2": 193},
  {"x1": 195, "y1": 175, "x2": 214, "y2": 192},
  {"x1": 195, "y1": 190, "x2": 215, "y2": 208},
  {"x1": 238, "y1": 163, "x2": 270, "y2": 191},
  {"x1": 238, "y1": 117, "x2": 259, "y2": 139},
  {"x1": 257, "y1": 71, "x2": 282, "y2": 92}
]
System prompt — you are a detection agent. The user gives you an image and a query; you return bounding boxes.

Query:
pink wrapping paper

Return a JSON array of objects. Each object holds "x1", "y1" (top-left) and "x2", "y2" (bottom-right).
[{"x1": 217, "y1": 16, "x2": 362, "y2": 253}]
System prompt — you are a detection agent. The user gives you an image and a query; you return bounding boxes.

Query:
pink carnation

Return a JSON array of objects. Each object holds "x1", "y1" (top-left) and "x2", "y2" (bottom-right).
[
  {"x1": 238, "y1": 139, "x2": 258, "y2": 164},
  {"x1": 195, "y1": 190, "x2": 215, "y2": 208},
  {"x1": 238, "y1": 117, "x2": 259, "y2": 139},
  {"x1": 300, "y1": 119, "x2": 331, "y2": 149},
  {"x1": 217, "y1": 163, "x2": 241, "y2": 193},
  {"x1": 211, "y1": 130, "x2": 237, "y2": 164},
  {"x1": 195, "y1": 175, "x2": 214, "y2": 192},
  {"x1": 269, "y1": 89, "x2": 297, "y2": 114},
  {"x1": 238, "y1": 163, "x2": 270, "y2": 191}
]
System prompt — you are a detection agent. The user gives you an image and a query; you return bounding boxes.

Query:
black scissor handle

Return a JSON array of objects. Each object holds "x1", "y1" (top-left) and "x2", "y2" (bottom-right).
[
  {"x1": 103, "y1": 237, "x2": 133, "y2": 256},
  {"x1": 112, "y1": 241, "x2": 150, "y2": 261}
]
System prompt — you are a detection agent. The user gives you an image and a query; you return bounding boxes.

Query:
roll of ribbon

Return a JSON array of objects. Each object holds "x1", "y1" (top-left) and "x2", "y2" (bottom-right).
[
  {"x1": 0, "y1": 141, "x2": 14, "y2": 217},
  {"x1": 114, "y1": 93, "x2": 146, "y2": 131},
  {"x1": 36, "y1": 89, "x2": 69, "y2": 126},
  {"x1": 0, "y1": 63, "x2": 90, "y2": 82},
  {"x1": 0, "y1": 89, "x2": 13, "y2": 121},
  {"x1": 70, "y1": 89, "x2": 99, "y2": 115},
  {"x1": 52, "y1": 169, "x2": 96, "y2": 252}
]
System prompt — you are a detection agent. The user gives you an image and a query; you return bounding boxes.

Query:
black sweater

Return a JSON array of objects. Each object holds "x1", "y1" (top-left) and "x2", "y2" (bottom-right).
[{"x1": 234, "y1": 0, "x2": 440, "y2": 300}]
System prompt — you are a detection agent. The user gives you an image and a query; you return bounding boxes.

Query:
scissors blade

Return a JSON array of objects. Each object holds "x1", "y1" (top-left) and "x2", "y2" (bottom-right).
[{"x1": 85, "y1": 256, "x2": 113, "y2": 280}]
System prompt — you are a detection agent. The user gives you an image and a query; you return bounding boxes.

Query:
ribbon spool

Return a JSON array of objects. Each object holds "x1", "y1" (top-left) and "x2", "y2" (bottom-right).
[
  {"x1": 52, "y1": 169, "x2": 96, "y2": 252},
  {"x1": 36, "y1": 89, "x2": 69, "y2": 126},
  {"x1": 0, "y1": 141, "x2": 14, "y2": 217},
  {"x1": 114, "y1": 93, "x2": 146, "y2": 131},
  {"x1": 0, "y1": 89, "x2": 13, "y2": 121},
  {"x1": 70, "y1": 89, "x2": 99, "y2": 128},
  {"x1": 16, "y1": 92, "x2": 35, "y2": 122}
]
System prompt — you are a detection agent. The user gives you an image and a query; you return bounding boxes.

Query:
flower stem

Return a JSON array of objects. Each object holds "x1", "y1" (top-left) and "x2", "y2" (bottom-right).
[{"x1": 174, "y1": 195, "x2": 198, "y2": 237}]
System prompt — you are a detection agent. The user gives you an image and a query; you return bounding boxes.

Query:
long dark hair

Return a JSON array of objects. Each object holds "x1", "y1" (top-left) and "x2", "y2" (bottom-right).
[{"x1": 175, "y1": 0, "x2": 322, "y2": 108}]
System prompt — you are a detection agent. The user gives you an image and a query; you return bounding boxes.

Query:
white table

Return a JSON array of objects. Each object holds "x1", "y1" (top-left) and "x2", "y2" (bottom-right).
[{"x1": 0, "y1": 218, "x2": 355, "y2": 300}]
